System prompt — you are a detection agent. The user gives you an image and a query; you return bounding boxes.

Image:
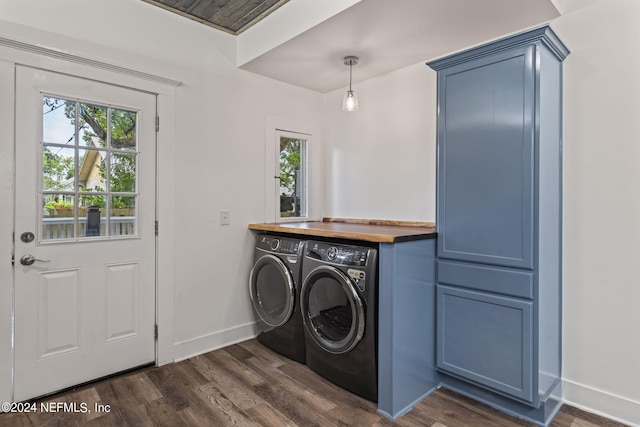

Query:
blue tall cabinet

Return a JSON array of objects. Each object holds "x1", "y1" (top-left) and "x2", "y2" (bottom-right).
[{"x1": 427, "y1": 26, "x2": 569, "y2": 426}]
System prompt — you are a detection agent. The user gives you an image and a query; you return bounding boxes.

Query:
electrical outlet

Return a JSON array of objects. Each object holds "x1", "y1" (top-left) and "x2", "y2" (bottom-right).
[{"x1": 220, "y1": 210, "x2": 230, "y2": 225}]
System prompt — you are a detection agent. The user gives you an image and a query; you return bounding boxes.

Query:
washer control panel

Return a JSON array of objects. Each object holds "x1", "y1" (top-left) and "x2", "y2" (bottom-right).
[
  {"x1": 305, "y1": 241, "x2": 370, "y2": 267},
  {"x1": 256, "y1": 234, "x2": 302, "y2": 255}
]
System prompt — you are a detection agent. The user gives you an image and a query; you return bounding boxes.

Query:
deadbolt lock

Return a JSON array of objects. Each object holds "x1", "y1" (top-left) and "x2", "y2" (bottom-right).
[{"x1": 20, "y1": 231, "x2": 35, "y2": 243}]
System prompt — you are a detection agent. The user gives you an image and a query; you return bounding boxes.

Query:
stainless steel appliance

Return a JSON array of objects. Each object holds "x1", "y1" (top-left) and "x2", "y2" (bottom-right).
[
  {"x1": 300, "y1": 240, "x2": 378, "y2": 401},
  {"x1": 249, "y1": 234, "x2": 305, "y2": 363}
]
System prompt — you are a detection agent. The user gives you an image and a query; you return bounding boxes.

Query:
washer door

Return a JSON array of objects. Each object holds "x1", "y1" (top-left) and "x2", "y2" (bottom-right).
[
  {"x1": 300, "y1": 265, "x2": 365, "y2": 354},
  {"x1": 249, "y1": 255, "x2": 295, "y2": 328}
]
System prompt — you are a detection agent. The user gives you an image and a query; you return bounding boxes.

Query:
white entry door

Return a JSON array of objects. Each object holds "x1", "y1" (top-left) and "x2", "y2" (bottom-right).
[{"x1": 13, "y1": 66, "x2": 156, "y2": 401}]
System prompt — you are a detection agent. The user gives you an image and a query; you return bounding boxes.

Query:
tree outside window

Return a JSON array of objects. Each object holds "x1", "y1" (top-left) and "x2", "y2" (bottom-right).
[{"x1": 279, "y1": 134, "x2": 307, "y2": 219}]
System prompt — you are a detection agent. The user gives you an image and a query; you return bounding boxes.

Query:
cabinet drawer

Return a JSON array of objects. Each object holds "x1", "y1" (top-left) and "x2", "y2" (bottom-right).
[
  {"x1": 436, "y1": 285, "x2": 534, "y2": 403},
  {"x1": 437, "y1": 260, "x2": 533, "y2": 299}
]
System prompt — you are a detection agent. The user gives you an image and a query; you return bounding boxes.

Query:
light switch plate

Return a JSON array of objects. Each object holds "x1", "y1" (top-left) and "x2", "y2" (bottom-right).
[{"x1": 220, "y1": 210, "x2": 230, "y2": 225}]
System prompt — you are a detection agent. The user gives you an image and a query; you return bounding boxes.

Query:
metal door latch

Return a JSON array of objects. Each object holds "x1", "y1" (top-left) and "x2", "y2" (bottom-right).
[{"x1": 20, "y1": 254, "x2": 50, "y2": 266}]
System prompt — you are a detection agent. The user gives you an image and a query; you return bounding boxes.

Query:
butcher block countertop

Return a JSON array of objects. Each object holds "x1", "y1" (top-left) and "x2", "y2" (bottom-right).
[{"x1": 248, "y1": 218, "x2": 436, "y2": 243}]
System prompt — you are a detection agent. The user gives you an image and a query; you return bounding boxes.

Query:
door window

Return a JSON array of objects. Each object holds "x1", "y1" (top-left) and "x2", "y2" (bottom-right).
[{"x1": 41, "y1": 96, "x2": 138, "y2": 241}]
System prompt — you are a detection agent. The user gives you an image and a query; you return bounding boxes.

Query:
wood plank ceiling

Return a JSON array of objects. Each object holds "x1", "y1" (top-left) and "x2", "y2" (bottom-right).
[{"x1": 142, "y1": 0, "x2": 290, "y2": 35}]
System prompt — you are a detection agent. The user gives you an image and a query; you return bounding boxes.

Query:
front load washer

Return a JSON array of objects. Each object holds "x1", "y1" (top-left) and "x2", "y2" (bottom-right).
[
  {"x1": 249, "y1": 233, "x2": 305, "y2": 363},
  {"x1": 300, "y1": 240, "x2": 378, "y2": 401}
]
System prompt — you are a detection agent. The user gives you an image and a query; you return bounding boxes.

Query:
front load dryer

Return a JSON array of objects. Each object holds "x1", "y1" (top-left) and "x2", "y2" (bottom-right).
[
  {"x1": 300, "y1": 240, "x2": 378, "y2": 401},
  {"x1": 249, "y1": 234, "x2": 305, "y2": 363}
]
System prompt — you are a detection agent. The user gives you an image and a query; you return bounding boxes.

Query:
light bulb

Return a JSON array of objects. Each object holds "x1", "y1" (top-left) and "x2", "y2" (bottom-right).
[{"x1": 342, "y1": 90, "x2": 358, "y2": 112}]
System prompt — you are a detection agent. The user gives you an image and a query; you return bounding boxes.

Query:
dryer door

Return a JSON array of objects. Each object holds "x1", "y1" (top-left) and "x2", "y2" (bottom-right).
[
  {"x1": 249, "y1": 255, "x2": 295, "y2": 328},
  {"x1": 300, "y1": 265, "x2": 365, "y2": 354}
]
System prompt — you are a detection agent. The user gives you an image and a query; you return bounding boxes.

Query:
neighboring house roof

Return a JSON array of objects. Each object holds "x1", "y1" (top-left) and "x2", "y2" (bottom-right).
[{"x1": 78, "y1": 143, "x2": 104, "y2": 188}]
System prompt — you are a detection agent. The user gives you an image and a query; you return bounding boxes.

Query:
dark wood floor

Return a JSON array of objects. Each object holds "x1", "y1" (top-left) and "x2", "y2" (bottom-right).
[{"x1": 1, "y1": 339, "x2": 628, "y2": 427}]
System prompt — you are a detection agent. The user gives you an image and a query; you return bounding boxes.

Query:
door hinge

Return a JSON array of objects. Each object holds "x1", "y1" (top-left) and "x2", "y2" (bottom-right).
[
  {"x1": 155, "y1": 220, "x2": 159, "y2": 236},
  {"x1": 156, "y1": 116, "x2": 160, "y2": 132},
  {"x1": 154, "y1": 324, "x2": 158, "y2": 339},
  {"x1": 11, "y1": 254, "x2": 14, "y2": 266}
]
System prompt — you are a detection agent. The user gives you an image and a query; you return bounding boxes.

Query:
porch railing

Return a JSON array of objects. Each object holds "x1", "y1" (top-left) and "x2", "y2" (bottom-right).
[{"x1": 42, "y1": 216, "x2": 136, "y2": 240}]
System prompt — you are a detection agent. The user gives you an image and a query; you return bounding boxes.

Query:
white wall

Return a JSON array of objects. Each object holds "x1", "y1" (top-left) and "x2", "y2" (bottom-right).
[
  {"x1": 552, "y1": 0, "x2": 640, "y2": 424},
  {"x1": 0, "y1": 0, "x2": 324, "y2": 402},
  {"x1": 170, "y1": 68, "x2": 324, "y2": 356},
  {"x1": 323, "y1": 63, "x2": 437, "y2": 222}
]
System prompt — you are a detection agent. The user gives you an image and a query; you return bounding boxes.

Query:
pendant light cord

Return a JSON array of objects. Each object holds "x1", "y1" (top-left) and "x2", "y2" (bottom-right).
[{"x1": 349, "y1": 63, "x2": 353, "y2": 92}]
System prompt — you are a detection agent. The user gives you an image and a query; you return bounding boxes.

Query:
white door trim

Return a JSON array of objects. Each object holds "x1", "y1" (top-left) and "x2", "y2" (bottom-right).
[
  {"x1": 0, "y1": 59, "x2": 16, "y2": 407},
  {"x1": 0, "y1": 38, "x2": 177, "y2": 405},
  {"x1": 0, "y1": 35, "x2": 182, "y2": 88}
]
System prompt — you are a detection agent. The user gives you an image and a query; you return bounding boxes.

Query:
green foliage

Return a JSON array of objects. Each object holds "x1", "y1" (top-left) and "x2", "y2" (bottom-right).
[
  {"x1": 43, "y1": 148, "x2": 74, "y2": 190},
  {"x1": 79, "y1": 189, "x2": 106, "y2": 208},
  {"x1": 279, "y1": 138, "x2": 302, "y2": 196},
  {"x1": 44, "y1": 200, "x2": 74, "y2": 210}
]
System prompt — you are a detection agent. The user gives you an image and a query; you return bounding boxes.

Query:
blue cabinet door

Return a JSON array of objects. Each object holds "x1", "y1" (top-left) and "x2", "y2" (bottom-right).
[
  {"x1": 436, "y1": 46, "x2": 535, "y2": 269},
  {"x1": 436, "y1": 285, "x2": 534, "y2": 403}
]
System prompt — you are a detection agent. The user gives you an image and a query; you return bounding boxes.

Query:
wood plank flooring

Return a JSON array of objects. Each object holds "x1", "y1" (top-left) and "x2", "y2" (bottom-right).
[{"x1": 1, "y1": 339, "x2": 628, "y2": 427}]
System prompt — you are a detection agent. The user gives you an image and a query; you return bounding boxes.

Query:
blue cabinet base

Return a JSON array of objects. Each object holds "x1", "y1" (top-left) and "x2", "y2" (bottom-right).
[
  {"x1": 374, "y1": 238, "x2": 562, "y2": 424},
  {"x1": 439, "y1": 374, "x2": 563, "y2": 427},
  {"x1": 377, "y1": 239, "x2": 439, "y2": 419},
  {"x1": 376, "y1": 385, "x2": 439, "y2": 421}
]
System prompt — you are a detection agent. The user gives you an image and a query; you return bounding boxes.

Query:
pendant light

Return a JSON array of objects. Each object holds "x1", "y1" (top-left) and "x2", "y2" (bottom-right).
[{"x1": 342, "y1": 56, "x2": 359, "y2": 112}]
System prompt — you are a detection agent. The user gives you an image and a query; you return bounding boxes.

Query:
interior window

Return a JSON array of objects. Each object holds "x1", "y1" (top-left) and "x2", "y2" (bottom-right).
[{"x1": 277, "y1": 130, "x2": 308, "y2": 220}]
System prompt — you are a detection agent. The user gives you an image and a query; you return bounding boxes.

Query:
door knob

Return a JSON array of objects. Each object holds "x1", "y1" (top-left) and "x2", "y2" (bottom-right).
[{"x1": 20, "y1": 254, "x2": 50, "y2": 266}]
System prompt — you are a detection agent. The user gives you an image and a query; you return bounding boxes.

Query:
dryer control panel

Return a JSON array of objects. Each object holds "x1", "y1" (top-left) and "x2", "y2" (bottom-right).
[
  {"x1": 305, "y1": 241, "x2": 370, "y2": 267},
  {"x1": 256, "y1": 234, "x2": 303, "y2": 255}
]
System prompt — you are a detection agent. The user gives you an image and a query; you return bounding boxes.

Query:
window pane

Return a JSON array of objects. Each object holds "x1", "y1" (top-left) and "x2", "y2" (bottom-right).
[
  {"x1": 43, "y1": 146, "x2": 75, "y2": 191},
  {"x1": 279, "y1": 136, "x2": 307, "y2": 219},
  {"x1": 42, "y1": 193, "x2": 76, "y2": 240},
  {"x1": 79, "y1": 103, "x2": 107, "y2": 148},
  {"x1": 39, "y1": 97, "x2": 140, "y2": 242},
  {"x1": 78, "y1": 148, "x2": 106, "y2": 192},
  {"x1": 111, "y1": 108, "x2": 137, "y2": 151},
  {"x1": 43, "y1": 97, "x2": 76, "y2": 145},
  {"x1": 110, "y1": 195, "x2": 136, "y2": 237},
  {"x1": 110, "y1": 152, "x2": 136, "y2": 192}
]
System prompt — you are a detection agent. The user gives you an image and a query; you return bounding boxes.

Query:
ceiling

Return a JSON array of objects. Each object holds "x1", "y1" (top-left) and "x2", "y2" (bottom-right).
[
  {"x1": 141, "y1": 0, "x2": 290, "y2": 35},
  {"x1": 141, "y1": 0, "x2": 601, "y2": 94},
  {"x1": 239, "y1": 0, "x2": 561, "y2": 93}
]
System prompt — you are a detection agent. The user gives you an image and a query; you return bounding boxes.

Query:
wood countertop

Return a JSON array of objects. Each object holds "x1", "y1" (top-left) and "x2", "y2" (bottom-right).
[{"x1": 248, "y1": 218, "x2": 436, "y2": 243}]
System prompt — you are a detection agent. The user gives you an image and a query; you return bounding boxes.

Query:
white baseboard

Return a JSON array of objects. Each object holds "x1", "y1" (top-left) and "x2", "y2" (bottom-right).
[
  {"x1": 173, "y1": 322, "x2": 257, "y2": 362},
  {"x1": 562, "y1": 379, "x2": 640, "y2": 426}
]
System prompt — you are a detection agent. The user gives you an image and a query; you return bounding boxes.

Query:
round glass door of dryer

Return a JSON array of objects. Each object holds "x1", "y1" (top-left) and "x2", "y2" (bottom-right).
[
  {"x1": 249, "y1": 255, "x2": 295, "y2": 328},
  {"x1": 300, "y1": 266, "x2": 365, "y2": 354}
]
